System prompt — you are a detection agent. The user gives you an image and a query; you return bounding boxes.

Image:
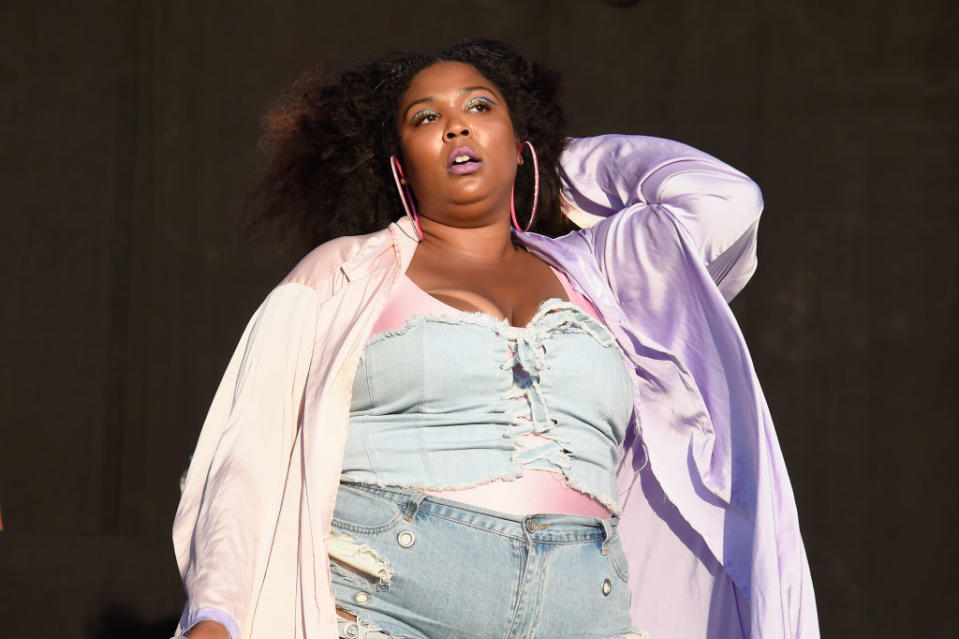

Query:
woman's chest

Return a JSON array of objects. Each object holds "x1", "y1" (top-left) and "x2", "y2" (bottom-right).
[{"x1": 404, "y1": 247, "x2": 568, "y2": 327}]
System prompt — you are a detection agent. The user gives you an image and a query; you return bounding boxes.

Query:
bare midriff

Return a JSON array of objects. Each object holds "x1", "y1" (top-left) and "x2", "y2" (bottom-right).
[
  {"x1": 371, "y1": 267, "x2": 614, "y2": 520},
  {"x1": 424, "y1": 468, "x2": 612, "y2": 518}
]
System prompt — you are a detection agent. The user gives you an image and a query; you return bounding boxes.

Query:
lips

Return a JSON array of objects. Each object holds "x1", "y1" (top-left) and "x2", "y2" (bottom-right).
[{"x1": 447, "y1": 145, "x2": 483, "y2": 175}]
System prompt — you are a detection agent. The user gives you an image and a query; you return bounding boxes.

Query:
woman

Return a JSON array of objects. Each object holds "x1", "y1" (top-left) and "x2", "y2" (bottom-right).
[{"x1": 173, "y1": 40, "x2": 818, "y2": 639}]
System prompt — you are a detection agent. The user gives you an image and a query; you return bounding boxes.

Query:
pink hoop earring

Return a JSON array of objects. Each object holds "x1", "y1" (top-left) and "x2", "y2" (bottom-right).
[
  {"x1": 510, "y1": 141, "x2": 540, "y2": 233},
  {"x1": 390, "y1": 155, "x2": 423, "y2": 240}
]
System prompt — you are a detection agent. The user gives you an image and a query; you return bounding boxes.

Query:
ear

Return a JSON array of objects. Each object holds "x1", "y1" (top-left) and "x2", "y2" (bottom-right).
[{"x1": 516, "y1": 139, "x2": 525, "y2": 165}]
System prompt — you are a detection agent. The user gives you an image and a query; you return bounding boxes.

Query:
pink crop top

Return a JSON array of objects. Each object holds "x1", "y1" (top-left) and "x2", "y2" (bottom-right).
[{"x1": 369, "y1": 267, "x2": 612, "y2": 518}]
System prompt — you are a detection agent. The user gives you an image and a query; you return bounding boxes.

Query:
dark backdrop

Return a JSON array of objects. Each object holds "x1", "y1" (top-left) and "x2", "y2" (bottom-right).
[{"x1": 1, "y1": 1, "x2": 956, "y2": 637}]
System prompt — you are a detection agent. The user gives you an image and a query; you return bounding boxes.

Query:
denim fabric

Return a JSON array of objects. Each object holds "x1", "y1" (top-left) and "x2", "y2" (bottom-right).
[
  {"x1": 343, "y1": 301, "x2": 634, "y2": 514},
  {"x1": 329, "y1": 481, "x2": 647, "y2": 639}
]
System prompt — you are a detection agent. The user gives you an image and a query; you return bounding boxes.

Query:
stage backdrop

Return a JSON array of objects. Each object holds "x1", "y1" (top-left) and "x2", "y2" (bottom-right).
[{"x1": 1, "y1": 1, "x2": 956, "y2": 637}]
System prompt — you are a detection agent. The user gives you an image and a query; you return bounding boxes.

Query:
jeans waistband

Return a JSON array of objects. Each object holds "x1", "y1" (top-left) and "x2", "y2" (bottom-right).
[{"x1": 338, "y1": 479, "x2": 619, "y2": 544}]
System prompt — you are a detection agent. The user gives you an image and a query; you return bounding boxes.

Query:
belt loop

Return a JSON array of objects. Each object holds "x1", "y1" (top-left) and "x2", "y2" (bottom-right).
[
  {"x1": 402, "y1": 492, "x2": 428, "y2": 521},
  {"x1": 599, "y1": 518, "x2": 616, "y2": 555}
]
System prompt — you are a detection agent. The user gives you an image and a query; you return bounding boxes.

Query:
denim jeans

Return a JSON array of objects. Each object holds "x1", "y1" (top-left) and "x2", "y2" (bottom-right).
[{"x1": 329, "y1": 481, "x2": 647, "y2": 638}]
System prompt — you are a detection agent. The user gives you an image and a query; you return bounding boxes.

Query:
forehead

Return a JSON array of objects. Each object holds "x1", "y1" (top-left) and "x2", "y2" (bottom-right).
[{"x1": 401, "y1": 61, "x2": 502, "y2": 106}]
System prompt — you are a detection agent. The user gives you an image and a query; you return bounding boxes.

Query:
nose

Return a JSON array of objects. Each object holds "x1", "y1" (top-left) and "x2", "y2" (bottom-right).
[{"x1": 444, "y1": 115, "x2": 470, "y2": 140}]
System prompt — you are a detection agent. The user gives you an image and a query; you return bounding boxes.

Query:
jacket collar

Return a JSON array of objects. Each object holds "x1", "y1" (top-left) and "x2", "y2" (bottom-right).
[{"x1": 388, "y1": 216, "x2": 420, "y2": 274}]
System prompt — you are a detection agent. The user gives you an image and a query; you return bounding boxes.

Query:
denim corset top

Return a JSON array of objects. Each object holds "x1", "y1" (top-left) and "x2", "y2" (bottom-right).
[{"x1": 343, "y1": 282, "x2": 635, "y2": 514}]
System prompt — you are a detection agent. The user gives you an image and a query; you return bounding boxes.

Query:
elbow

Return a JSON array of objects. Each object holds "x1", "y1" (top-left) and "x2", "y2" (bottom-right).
[
  {"x1": 739, "y1": 176, "x2": 764, "y2": 228},
  {"x1": 716, "y1": 173, "x2": 764, "y2": 247},
  {"x1": 709, "y1": 168, "x2": 762, "y2": 233}
]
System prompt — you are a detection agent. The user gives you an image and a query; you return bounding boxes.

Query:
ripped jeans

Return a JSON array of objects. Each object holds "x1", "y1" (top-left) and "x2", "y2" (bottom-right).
[{"x1": 328, "y1": 481, "x2": 648, "y2": 639}]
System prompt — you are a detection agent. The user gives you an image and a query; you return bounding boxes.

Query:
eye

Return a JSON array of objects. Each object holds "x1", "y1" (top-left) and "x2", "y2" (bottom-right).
[
  {"x1": 410, "y1": 109, "x2": 440, "y2": 126},
  {"x1": 466, "y1": 96, "x2": 496, "y2": 112}
]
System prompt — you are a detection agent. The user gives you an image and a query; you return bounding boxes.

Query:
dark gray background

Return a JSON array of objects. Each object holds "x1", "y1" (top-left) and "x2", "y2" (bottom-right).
[{"x1": 1, "y1": 1, "x2": 956, "y2": 637}]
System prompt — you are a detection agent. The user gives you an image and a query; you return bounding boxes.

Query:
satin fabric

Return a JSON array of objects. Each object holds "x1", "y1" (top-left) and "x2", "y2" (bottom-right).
[{"x1": 173, "y1": 135, "x2": 818, "y2": 639}]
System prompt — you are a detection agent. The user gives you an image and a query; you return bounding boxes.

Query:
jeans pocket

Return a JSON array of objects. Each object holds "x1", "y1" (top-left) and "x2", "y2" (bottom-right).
[{"x1": 332, "y1": 484, "x2": 404, "y2": 533}]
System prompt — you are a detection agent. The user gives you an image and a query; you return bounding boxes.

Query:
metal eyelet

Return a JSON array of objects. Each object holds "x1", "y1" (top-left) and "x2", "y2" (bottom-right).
[
  {"x1": 397, "y1": 530, "x2": 415, "y2": 547},
  {"x1": 352, "y1": 590, "x2": 371, "y2": 604},
  {"x1": 602, "y1": 578, "x2": 612, "y2": 596}
]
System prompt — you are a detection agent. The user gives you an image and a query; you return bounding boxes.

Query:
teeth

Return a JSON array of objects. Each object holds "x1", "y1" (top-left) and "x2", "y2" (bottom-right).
[{"x1": 454, "y1": 155, "x2": 471, "y2": 163}]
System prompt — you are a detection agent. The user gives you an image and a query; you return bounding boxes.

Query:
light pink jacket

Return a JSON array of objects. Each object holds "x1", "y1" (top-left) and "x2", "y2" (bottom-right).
[{"x1": 173, "y1": 135, "x2": 818, "y2": 639}]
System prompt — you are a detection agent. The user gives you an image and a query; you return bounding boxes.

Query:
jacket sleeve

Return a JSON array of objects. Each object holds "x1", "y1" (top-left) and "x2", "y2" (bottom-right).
[
  {"x1": 559, "y1": 134, "x2": 764, "y2": 301},
  {"x1": 172, "y1": 282, "x2": 319, "y2": 639}
]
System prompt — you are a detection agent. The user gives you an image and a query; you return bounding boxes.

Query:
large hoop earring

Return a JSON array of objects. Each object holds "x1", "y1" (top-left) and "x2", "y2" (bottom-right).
[
  {"x1": 390, "y1": 155, "x2": 423, "y2": 240},
  {"x1": 510, "y1": 141, "x2": 540, "y2": 233}
]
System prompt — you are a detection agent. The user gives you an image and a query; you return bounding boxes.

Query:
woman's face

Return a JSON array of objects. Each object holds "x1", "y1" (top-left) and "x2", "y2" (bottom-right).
[{"x1": 396, "y1": 61, "x2": 520, "y2": 228}]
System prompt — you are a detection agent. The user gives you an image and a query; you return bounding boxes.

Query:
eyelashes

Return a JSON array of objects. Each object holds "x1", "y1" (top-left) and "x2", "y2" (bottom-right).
[
  {"x1": 410, "y1": 109, "x2": 440, "y2": 126},
  {"x1": 465, "y1": 96, "x2": 496, "y2": 111},
  {"x1": 409, "y1": 96, "x2": 497, "y2": 126},
  {"x1": 410, "y1": 109, "x2": 440, "y2": 125}
]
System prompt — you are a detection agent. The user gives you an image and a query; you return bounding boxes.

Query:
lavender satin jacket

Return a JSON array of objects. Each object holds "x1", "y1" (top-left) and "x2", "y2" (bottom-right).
[{"x1": 173, "y1": 135, "x2": 819, "y2": 639}]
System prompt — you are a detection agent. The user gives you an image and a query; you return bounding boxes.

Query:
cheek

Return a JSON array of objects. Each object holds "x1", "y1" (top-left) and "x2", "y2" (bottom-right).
[
  {"x1": 399, "y1": 136, "x2": 432, "y2": 176},
  {"x1": 481, "y1": 123, "x2": 517, "y2": 156}
]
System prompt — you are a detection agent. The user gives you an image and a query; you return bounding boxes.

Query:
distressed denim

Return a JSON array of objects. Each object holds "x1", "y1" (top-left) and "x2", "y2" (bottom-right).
[
  {"x1": 343, "y1": 301, "x2": 634, "y2": 514},
  {"x1": 329, "y1": 481, "x2": 648, "y2": 639}
]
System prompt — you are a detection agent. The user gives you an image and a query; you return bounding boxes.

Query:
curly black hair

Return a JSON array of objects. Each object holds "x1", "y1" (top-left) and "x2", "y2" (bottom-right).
[{"x1": 246, "y1": 39, "x2": 570, "y2": 255}]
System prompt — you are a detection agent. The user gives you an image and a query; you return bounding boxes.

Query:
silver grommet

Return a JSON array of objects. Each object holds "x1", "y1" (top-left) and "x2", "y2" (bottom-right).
[
  {"x1": 344, "y1": 623, "x2": 359, "y2": 638},
  {"x1": 397, "y1": 530, "x2": 415, "y2": 547},
  {"x1": 525, "y1": 518, "x2": 536, "y2": 533},
  {"x1": 602, "y1": 578, "x2": 612, "y2": 596},
  {"x1": 352, "y1": 591, "x2": 371, "y2": 604}
]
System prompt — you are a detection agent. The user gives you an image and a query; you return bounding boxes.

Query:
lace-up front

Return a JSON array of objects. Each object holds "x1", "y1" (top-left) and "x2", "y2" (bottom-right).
[{"x1": 343, "y1": 295, "x2": 635, "y2": 514}]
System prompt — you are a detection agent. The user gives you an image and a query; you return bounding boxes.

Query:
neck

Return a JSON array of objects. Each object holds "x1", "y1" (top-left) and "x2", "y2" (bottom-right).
[{"x1": 417, "y1": 216, "x2": 521, "y2": 263}]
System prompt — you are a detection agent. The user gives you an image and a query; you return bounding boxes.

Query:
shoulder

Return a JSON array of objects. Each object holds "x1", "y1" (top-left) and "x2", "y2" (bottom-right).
[{"x1": 280, "y1": 225, "x2": 398, "y2": 294}]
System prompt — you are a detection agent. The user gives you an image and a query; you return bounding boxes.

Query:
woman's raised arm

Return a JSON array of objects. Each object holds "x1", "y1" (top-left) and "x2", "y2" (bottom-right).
[{"x1": 559, "y1": 134, "x2": 763, "y2": 301}]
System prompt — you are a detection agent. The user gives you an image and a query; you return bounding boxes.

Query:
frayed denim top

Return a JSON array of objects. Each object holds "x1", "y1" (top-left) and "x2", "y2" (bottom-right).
[{"x1": 343, "y1": 276, "x2": 635, "y2": 515}]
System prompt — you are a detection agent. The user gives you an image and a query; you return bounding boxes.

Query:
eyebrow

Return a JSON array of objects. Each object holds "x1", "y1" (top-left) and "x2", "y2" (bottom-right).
[{"x1": 402, "y1": 85, "x2": 499, "y2": 120}]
